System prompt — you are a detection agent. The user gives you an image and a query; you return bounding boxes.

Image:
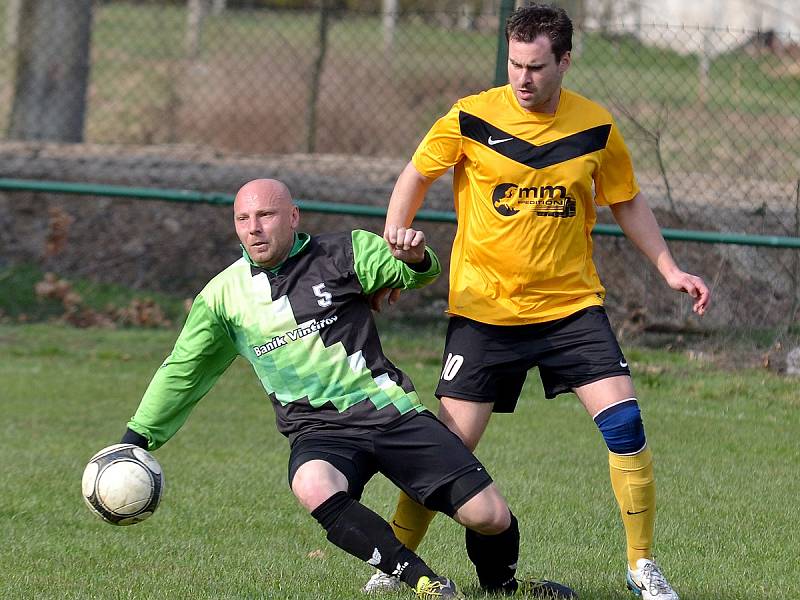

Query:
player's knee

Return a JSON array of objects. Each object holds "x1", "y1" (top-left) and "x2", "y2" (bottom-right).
[
  {"x1": 455, "y1": 484, "x2": 511, "y2": 534},
  {"x1": 291, "y1": 460, "x2": 348, "y2": 511},
  {"x1": 594, "y1": 399, "x2": 647, "y2": 454}
]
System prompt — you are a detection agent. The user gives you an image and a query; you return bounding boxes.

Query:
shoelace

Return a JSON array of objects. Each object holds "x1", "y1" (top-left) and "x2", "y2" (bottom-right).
[
  {"x1": 641, "y1": 563, "x2": 670, "y2": 595},
  {"x1": 418, "y1": 580, "x2": 448, "y2": 597}
]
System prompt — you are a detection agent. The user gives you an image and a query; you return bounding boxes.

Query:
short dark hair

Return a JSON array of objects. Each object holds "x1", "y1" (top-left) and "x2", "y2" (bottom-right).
[{"x1": 505, "y1": 3, "x2": 573, "y2": 61}]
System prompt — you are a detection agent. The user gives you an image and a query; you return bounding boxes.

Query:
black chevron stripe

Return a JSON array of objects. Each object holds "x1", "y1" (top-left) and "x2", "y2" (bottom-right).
[{"x1": 459, "y1": 111, "x2": 611, "y2": 169}]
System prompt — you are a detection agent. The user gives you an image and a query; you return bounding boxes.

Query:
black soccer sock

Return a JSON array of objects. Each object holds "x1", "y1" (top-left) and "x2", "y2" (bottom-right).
[
  {"x1": 465, "y1": 513, "x2": 520, "y2": 593},
  {"x1": 311, "y1": 491, "x2": 436, "y2": 588}
]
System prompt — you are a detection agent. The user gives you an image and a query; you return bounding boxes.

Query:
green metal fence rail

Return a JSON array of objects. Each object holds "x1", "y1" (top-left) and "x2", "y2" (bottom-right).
[{"x1": 2, "y1": 178, "x2": 800, "y2": 249}]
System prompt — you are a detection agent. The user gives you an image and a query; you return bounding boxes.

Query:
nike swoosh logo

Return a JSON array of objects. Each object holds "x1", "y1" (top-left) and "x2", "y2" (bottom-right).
[
  {"x1": 391, "y1": 520, "x2": 414, "y2": 532},
  {"x1": 488, "y1": 135, "x2": 513, "y2": 146},
  {"x1": 626, "y1": 509, "x2": 648, "y2": 515},
  {"x1": 620, "y1": 360, "x2": 628, "y2": 367},
  {"x1": 629, "y1": 578, "x2": 646, "y2": 591}
]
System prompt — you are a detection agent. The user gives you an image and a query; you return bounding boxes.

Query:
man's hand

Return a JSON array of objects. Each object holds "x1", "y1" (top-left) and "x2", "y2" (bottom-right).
[
  {"x1": 385, "y1": 225, "x2": 427, "y2": 264},
  {"x1": 664, "y1": 270, "x2": 711, "y2": 316},
  {"x1": 371, "y1": 225, "x2": 429, "y2": 312},
  {"x1": 368, "y1": 287, "x2": 402, "y2": 312}
]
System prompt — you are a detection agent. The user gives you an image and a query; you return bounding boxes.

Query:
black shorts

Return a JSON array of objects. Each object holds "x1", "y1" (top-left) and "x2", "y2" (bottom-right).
[
  {"x1": 287, "y1": 412, "x2": 492, "y2": 515},
  {"x1": 435, "y1": 306, "x2": 630, "y2": 411}
]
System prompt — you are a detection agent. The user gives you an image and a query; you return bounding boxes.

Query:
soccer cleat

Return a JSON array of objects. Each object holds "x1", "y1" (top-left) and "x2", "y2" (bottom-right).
[
  {"x1": 415, "y1": 576, "x2": 464, "y2": 598},
  {"x1": 626, "y1": 559, "x2": 679, "y2": 600},
  {"x1": 362, "y1": 571, "x2": 402, "y2": 594},
  {"x1": 514, "y1": 578, "x2": 578, "y2": 598}
]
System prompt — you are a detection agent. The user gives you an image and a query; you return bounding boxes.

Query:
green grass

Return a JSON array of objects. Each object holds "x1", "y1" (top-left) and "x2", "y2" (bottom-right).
[{"x1": 1, "y1": 321, "x2": 798, "y2": 599}]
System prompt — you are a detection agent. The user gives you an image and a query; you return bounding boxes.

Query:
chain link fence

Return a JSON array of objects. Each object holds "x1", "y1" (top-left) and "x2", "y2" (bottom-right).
[{"x1": 1, "y1": 0, "x2": 799, "y2": 365}]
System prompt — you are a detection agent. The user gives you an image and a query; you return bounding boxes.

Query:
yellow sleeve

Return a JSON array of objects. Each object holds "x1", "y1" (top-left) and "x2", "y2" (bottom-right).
[
  {"x1": 594, "y1": 119, "x2": 640, "y2": 206},
  {"x1": 411, "y1": 103, "x2": 464, "y2": 179}
]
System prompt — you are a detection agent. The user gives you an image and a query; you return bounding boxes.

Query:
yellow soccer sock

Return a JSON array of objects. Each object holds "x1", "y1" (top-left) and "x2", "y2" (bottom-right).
[
  {"x1": 389, "y1": 490, "x2": 437, "y2": 552},
  {"x1": 608, "y1": 446, "x2": 656, "y2": 569}
]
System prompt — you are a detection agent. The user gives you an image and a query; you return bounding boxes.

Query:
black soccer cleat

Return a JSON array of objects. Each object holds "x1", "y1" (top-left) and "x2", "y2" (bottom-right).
[
  {"x1": 495, "y1": 578, "x2": 578, "y2": 598},
  {"x1": 415, "y1": 576, "x2": 465, "y2": 598}
]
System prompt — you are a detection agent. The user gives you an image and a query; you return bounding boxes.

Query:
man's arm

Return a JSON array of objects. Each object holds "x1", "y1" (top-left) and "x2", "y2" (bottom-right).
[
  {"x1": 373, "y1": 162, "x2": 436, "y2": 309},
  {"x1": 352, "y1": 229, "x2": 441, "y2": 296},
  {"x1": 610, "y1": 193, "x2": 710, "y2": 315},
  {"x1": 123, "y1": 295, "x2": 239, "y2": 450},
  {"x1": 383, "y1": 161, "x2": 435, "y2": 245}
]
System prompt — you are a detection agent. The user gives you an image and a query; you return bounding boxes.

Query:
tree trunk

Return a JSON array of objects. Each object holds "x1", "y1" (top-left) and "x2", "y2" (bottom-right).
[
  {"x1": 186, "y1": 0, "x2": 207, "y2": 59},
  {"x1": 8, "y1": 0, "x2": 93, "y2": 142},
  {"x1": 211, "y1": 0, "x2": 226, "y2": 16},
  {"x1": 382, "y1": 0, "x2": 398, "y2": 51},
  {"x1": 5, "y1": 0, "x2": 22, "y2": 49}
]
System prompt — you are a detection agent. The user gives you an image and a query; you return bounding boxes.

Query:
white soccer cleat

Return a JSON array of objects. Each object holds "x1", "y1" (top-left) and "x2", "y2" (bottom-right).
[
  {"x1": 626, "y1": 558, "x2": 679, "y2": 600},
  {"x1": 363, "y1": 571, "x2": 402, "y2": 594}
]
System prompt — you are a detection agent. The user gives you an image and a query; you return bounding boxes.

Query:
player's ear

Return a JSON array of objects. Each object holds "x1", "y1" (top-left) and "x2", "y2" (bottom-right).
[{"x1": 558, "y1": 51, "x2": 571, "y2": 73}]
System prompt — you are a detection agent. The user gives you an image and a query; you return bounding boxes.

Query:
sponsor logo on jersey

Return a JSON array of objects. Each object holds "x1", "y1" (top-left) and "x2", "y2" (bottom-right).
[
  {"x1": 252, "y1": 315, "x2": 338, "y2": 356},
  {"x1": 492, "y1": 183, "x2": 576, "y2": 218}
]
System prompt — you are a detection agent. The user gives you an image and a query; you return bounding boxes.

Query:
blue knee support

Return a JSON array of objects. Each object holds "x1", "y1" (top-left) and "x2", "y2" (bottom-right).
[{"x1": 594, "y1": 399, "x2": 646, "y2": 455}]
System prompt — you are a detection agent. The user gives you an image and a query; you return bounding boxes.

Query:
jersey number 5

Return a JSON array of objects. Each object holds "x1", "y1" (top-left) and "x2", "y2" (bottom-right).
[{"x1": 312, "y1": 283, "x2": 332, "y2": 307}]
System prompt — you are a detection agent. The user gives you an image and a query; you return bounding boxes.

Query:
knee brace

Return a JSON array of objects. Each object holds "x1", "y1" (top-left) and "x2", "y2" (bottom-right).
[{"x1": 594, "y1": 399, "x2": 646, "y2": 455}]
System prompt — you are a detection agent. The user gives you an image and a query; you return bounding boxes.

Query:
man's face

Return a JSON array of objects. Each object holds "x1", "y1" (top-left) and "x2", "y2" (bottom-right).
[
  {"x1": 507, "y1": 36, "x2": 570, "y2": 113},
  {"x1": 233, "y1": 183, "x2": 299, "y2": 269}
]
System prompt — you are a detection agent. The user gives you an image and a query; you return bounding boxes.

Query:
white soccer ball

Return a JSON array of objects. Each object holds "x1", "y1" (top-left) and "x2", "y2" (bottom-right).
[{"x1": 81, "y1": 443, "x2": 164, "y2": 525}]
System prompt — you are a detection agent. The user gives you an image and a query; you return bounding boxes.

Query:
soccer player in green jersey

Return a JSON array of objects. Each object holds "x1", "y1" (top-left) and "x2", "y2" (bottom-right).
[
  {"x1": 117, "y1": 179, "x2": 575, "y2": 598},
  {"x1": 366, "y1": 5, "x2": 710, "y2": 600}
]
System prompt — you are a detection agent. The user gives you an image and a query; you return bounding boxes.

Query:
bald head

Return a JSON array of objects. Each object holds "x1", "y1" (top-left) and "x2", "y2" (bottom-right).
[{"x1": 234, "y1": 179, "x2": 299, "y2": 268}]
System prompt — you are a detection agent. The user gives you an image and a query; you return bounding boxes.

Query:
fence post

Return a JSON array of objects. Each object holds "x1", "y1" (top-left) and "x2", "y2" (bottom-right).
[
  {"x1": 306, "y1": 1, "x2": 331, "y2": 153},
  {"x1": 186, "y1": 0, "x2": 207, "y2": 59},
  {"x1": 382, "y1": 0, "x2": 398, "y2": 51},
  {"x1": 494, "y1": 0, "x2": 515, "y2": 87}
]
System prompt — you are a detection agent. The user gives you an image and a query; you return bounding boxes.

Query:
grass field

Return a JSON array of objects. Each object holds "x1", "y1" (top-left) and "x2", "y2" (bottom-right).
[{"x1": 1, "y1": 320, "x2": 798, "y2": 599}]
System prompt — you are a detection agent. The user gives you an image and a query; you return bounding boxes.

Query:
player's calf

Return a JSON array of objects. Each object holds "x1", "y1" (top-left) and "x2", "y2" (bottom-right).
[{"x1": 311, "y1": 491, "x2": 448, "y2": 591}]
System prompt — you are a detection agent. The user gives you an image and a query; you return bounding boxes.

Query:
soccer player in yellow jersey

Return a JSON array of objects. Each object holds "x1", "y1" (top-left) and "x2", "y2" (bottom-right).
[{"x1": 364, "y1": 4, "x2": 710, "y2": 600}]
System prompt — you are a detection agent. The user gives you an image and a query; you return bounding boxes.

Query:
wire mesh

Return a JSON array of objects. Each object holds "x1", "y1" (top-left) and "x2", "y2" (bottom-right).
[{"x1": 1, "y1": 1, "x2": 799, "y2": 364}]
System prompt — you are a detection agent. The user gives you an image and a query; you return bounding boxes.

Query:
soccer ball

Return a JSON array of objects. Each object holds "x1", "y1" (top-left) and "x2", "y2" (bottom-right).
[{"x1": 81, "y1": 443, "x2": 164, "y2": 525}]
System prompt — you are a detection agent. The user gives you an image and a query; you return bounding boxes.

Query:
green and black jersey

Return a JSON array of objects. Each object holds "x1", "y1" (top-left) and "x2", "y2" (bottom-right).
[{"x1": 127, "y1": 230, "x2": 441, "y2": 449}]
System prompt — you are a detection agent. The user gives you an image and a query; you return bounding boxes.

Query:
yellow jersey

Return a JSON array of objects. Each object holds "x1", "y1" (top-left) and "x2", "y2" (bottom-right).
[{"x1": 412, "y1": 86, "x2": 639, "y2": 325}]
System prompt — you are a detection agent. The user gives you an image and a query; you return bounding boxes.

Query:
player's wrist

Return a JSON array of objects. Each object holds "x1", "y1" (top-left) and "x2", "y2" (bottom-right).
[
  {"x1": 121, "y1": 428, "x2": 149, "y2": 449},
  {"x1": 403, "y1": 249, "x2": 432, "y2": 272}
]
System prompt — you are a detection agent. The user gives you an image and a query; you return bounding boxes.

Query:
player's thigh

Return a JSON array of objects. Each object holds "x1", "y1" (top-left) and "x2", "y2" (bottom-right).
[
  {"x1": 574, "y1": 374, "x2": 637, "y2": 417},
  {"x1": 438, "y1": 397, "x2": 495, "y2": 451},
  {"x1": 374, "y1": 412, "x2": 491, "y2": 515},
  {"x1": 435, "y1": 316, "x2": 530, "y2": 413},
  {"x1": 537, "y1": 306, "x2": 632, "y2": 402},
  {"x1": 288, "y1": 434, "x2": 376, "y2": 505}
]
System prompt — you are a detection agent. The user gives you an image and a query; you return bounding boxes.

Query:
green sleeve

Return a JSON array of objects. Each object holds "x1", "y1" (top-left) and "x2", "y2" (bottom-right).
[
  {"x1": 126, "y1": 294, "x2": 238, "y2": 450},
  {"x1": 351, "y1": 229, "x2": 441, "y2": 295}
]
